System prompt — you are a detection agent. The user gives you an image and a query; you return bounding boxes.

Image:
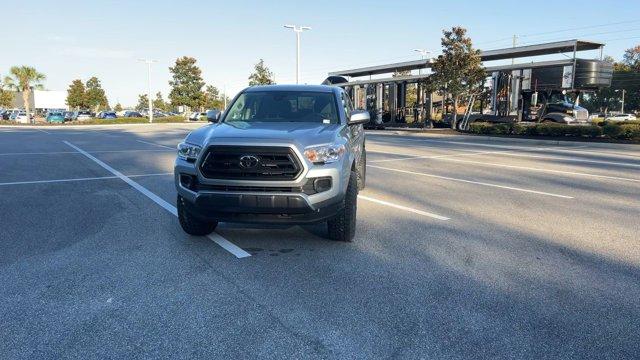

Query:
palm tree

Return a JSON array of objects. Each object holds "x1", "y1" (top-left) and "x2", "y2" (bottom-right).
[{"x1": 4, "y1": 66, "x2": 46, "y2": 124}]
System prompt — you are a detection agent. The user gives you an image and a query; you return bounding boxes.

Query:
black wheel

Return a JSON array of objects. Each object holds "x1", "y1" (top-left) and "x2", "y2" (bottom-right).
[
  {"x1": 357, "y1": 150, "x2": 366, "y2": 191},
  {"x1": 327, "y1": 171, "x2": 358, "y2": 242},
  {"x1": 177, "y1": 195, "x2": 217, "y2": 236}
]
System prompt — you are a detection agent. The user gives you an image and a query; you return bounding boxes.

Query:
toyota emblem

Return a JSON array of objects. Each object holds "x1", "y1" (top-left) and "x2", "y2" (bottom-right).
[{"x1": 239, "y1": 155, "x2": 260, "y2": 169}]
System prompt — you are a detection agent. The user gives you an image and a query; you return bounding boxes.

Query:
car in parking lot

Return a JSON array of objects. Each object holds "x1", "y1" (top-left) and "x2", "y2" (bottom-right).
[
  {"x1": 4, "y1": 109, "x2": 18, "y2": 120},
  {"x1": 46, "y1": 111, "x2": 65, "y2": 123},
  {"x1": 606, "y1": 113, "x2": 637, "y2": 122},
  {"x1": 74, "y1": 110, "x2": 92, "y2": 121},
  {"x1": 175, "y1": 85, "x2": 369, "y2": 241},
  {"x1": 15, "y1": 110, "x2": 30, "y2": 123},
  {"x1": 188, "y1": 111, "x2": 206, "y2": 121},
  {"x1": 123, "y1": 110, "x2": 143, "y2": 118},
  {"x1": 97, "y1": 111, "x2": 117, "y2": 119}
]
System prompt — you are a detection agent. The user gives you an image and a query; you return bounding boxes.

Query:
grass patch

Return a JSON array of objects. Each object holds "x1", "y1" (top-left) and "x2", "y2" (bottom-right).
[{"x1": 467, "y1": 121, "x2": 638, "y2": 141}]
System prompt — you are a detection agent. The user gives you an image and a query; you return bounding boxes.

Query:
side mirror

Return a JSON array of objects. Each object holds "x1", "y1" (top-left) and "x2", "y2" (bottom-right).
[
  {"x1": 348, "y1": 110, "x2": 370, "y2": 125},
  {"x1": 207, "y1": 111, "x2": 221, "y2": 123}
]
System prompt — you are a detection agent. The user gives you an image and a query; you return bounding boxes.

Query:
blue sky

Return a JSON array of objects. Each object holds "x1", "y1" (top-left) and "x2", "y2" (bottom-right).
[{"x1": 4, "y1": 0, "x2": 639, "y2": 106}]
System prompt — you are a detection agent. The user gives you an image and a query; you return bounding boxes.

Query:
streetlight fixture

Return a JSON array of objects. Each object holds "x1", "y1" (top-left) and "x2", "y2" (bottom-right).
[
  {"x1": 137, "y1": 58, "x2": 158, "y2": 123},
  {"x1": 413, "y1": 49, "x2": 431, "y2": 75},
  {"x1": 284, "y1": 24, "x2": 311, "y2": 84},
  {"x1": 615, "y1": 89, "x2": 626, "y2": 113}
]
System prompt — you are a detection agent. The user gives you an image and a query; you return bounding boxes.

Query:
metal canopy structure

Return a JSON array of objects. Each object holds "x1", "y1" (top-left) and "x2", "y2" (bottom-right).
[
  {"x1": 329, "y1": 39, "x2": 604, "y2": 78},
  {"x1": 481, "y1": 39, "x2": 604, "y2": 61},
  {"x1": 328, "y1": 59, "x2": 431, "y2": 78}
]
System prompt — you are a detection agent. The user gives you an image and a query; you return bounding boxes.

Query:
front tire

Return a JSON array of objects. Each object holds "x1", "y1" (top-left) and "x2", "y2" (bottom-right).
[
  {"x1": 177, "y1": 195, "x2": 218, "y2": 236},
  {"x1": 357, "y1": 150, "x2": 366, "y2": 191},
  {"x1": 327, "y1": 171, "x2": 358, "y2": 242}
]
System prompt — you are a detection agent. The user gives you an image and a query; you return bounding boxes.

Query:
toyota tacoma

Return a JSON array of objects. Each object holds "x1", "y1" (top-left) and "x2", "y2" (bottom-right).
[{"x1": 174, "y1": 85, "x2": 369, "y2": 241}]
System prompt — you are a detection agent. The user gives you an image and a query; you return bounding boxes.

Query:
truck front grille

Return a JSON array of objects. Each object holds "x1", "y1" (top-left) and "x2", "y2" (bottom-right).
[{"x1": 199, "y1": 146, "x2": 303, "y2": 180}]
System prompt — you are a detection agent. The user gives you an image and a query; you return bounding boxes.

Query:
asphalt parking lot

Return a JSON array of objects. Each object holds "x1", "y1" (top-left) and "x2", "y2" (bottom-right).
[{"x1": 1, "y1": 123, "x2": 639, "y2": 359}]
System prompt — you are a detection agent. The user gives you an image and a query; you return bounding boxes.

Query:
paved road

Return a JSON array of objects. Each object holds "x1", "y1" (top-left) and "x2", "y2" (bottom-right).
[{"x1": 1, "y1": 124, "x2": 639, "y2": 359}]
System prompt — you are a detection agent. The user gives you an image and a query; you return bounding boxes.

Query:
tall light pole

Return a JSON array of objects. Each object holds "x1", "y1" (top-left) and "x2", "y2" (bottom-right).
[
  {"x1": 284, "y1": 24, "x2": 311, "y2": 84},
  {"x1": 616, "y1": 89, "x2": 626, "y2": 113},
  {"x1": 413, "y1": 49, "x2": 431, "y2": 75},
  {"x1": 138, "y1": 59, "x2": 158, "y2": 123}
]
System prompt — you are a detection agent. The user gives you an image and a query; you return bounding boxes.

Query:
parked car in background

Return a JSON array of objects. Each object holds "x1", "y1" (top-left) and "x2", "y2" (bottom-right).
[
  {"x1": 123, "y1": 110, "x2": 143, "y2": 118},
  {"x1": 5, "y1": 109, "x2": 19, "y2": 120},
  {"x1": 97, "y1": 111, "x2": 117, "y2": 119},
  {"x1": 606, "y1": 113, "x2": 637, "y2": 122},
  {"x1": 188, "y1": 111, "x2": 206, "y2": 121},
  {"x1": 15, "y1": 110, "x2": 30, "y2": 123},
  {"x1": 75, "y1": 110, "x2": 92, "y2": 121},
  {"x1": 46, "y1": 111, "x2": 66, "y2": 123},
  {"x1": 64, "y1": 111, "x2": 75, "y2": 121}
]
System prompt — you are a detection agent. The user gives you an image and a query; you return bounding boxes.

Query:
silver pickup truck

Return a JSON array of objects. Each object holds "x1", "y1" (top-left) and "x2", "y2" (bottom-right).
[{"x1": 174, "y1": 85, "x2": 369, "y2": 241}]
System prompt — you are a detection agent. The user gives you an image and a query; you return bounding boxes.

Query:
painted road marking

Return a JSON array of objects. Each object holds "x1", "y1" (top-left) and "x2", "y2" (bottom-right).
[
  {"x1": 368, "y1": 165, "x2": 574, "y2": 199},
  {"x1": 0, "y1": 173, "x2": 172, "y2": 187},
  {"x1": 368, "y1": 145, "x2": 640, "y2": 169},
  {"x1": 64, "y1": 141, "x2": 250, "y2": 259},
  {"x1": 433, "y1": 157, "x2": 640, "y2": 183},
  {"x1": 491, "y1": 150, "x2": 640, "y2": 168},
  {"x1": 137, "y1": 139, "x2": 176, "y2": 150},
  {"x1": 0, "y1": 149, "x2": 173, "y2": 156},
  {"x1": 358, "y1": 195, "x2": 450, "y2": 220}
]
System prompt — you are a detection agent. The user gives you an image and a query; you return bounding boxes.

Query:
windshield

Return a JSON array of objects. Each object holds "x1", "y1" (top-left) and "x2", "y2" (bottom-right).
[{"x1": 224, "y1": 91, "x2": 339, "y2": 124}]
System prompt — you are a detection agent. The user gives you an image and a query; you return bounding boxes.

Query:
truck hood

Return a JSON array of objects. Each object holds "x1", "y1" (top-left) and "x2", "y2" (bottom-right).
[{"x1": 187, "y1": 121, "x2": 343, "y2": 148}]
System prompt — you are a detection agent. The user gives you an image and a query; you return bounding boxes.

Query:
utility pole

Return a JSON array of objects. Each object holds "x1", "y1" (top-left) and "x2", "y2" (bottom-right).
[
  {"x1": 284, "y1": 24, "x2": 311, "y2": 84},
  {"x1": 621, "y1": 89, "x2": 626, "y2": 113},
  {"x1": 413, "y1": 49, "x2": 431, "y2": 75},
  {"x1": 138, "y1": 59, "x2": 158, "y2": 123},
  {"x1": 223, "y1": 84, "x2": 227, "y2": 109},
  {"x1": 511, "y1": 35, "x2": 518, "y2": 65}
]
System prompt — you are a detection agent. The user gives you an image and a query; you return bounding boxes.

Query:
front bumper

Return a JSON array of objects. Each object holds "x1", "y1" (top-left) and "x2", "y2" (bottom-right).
[
  {"x1": 174, "y1": 146, "x2": 351, "y2": 224},
  {"x1": 181, "y1": 192, "x2": 344, "y2": 224}
]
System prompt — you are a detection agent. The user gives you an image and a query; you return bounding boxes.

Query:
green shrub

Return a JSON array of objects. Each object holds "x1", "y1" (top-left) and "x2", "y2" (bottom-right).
[
  {"x1": 577, "y1": 125, "x2": 602, "y2": 138},
  {"x1": 67, "y1": 116, "x2": 187, "y2": 125},
  {"x1": 493, "y1": 123, "x2": 513, "y2": 135},
  {"x1": 617, "y1": 124, "x2": 640, "y2": 140},
  {"x1": 602, "y1": 124, "x2": 623, "y2": 138},
  {"x1": 534, "y1": 123, "x2": 567, "y2": 137},
  {"x1": 468, "y1": 122, "x2": 495, "y2": 134}
]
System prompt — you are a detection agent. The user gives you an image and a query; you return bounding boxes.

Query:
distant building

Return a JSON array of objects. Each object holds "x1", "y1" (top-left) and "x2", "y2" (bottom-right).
[{"x1": 8, "y1": 90, "x2": 68, "y2": 112}]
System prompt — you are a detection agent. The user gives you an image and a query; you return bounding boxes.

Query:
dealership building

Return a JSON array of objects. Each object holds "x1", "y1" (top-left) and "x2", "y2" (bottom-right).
[{"x1": 8, "y1": 90, "x2": 67, "y2": 113}]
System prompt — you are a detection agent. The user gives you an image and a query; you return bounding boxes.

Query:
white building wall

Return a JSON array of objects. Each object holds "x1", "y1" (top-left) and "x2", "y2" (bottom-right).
[{"x1": 33, "y1": 90, "x2": 67, "y2": 110}]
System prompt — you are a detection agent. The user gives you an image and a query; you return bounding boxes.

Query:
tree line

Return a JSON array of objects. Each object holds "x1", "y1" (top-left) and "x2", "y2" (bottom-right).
[
  {"x1": 137, "y1": 57, "x2": 275, "y2": 113},
  {"x1": 582, "y1": 46, "x2": 640, "y2": 114}
]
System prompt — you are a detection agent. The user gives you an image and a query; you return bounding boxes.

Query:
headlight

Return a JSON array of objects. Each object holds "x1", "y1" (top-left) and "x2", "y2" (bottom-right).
[
  {"x1": 565, "y1": 109, "x2": 574, "y2": 114},
  {"x1": 304, "y1": 143, "x2": 346, "y2": 164},
  {"x1": 177, "y1": 142, "x2": 202, "y2": 161}
]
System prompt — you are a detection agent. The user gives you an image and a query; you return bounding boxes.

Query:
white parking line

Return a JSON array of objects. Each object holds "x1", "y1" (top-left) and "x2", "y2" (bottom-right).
[
  {"x1": 367, "y1": 148, "x2": 521, "y2": 163},
  {"x1": 137, "y1": 139, "x2": 176, "y2": 150},
  {"x1": 368, "y1": 165, "x2": 574, "y2": 199},
  {"x1": 358, "y1": 195, "x2": 450, "y2": 220},
  {"x1": 0, "y1": 173, "x2": 172, "y2": 187},
  {"x1": 489, "y1": 151, "x2": 640, "y2": 168},
  {"x1": 0, "y1": 149, "x2": 173, "y2": 156},
  {"x1": 63, "y1": 140, "x2": 250, "y2": 259},
  {"x1": 369, "y1": 146, "x2": 640, "y2": 169},
  {"x1": 434, "y1": 157, "x2": 640, "y2": 183}
]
